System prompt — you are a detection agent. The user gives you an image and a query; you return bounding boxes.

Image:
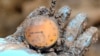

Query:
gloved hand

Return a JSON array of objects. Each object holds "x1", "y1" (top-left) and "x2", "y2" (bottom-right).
[
  {"x1": 0, "y1": 13, "x2": 98, "y2": 56},
  {"x1": 0, "y1": 0, "x2": 98, "y2": 56}
]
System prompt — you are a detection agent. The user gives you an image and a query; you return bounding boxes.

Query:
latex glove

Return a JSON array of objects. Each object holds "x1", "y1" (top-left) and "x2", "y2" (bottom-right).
[
  {"x1": 0, "y1": 13, "x2": 98, "y2": 56},
  {"x1": 0, "y1": 38, "x2": 43, "y2": 56},
  {"x1": 0, "y1": 0, "x2": 98, "y2": 55}
]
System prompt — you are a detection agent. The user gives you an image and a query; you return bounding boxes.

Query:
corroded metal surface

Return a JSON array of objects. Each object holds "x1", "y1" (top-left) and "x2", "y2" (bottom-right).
[{"x1": 25, "y1": 16, "x2": 59, "y2": 49}]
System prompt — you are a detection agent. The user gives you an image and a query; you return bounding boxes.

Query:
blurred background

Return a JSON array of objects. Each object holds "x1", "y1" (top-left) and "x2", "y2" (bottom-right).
[{"x1": 0, "y1": 0, "x2": 100, "y2": 56}]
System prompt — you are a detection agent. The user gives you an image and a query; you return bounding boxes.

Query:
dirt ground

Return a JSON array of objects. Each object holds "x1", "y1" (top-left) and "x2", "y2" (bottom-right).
[{"x1": 0, "y1": 0, "x2": 100, "y2": 56}]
